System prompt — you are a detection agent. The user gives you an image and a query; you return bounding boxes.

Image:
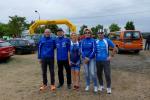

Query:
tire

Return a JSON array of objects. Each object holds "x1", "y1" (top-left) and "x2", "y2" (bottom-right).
[
  {"x1": 116, "y1": 47, "x2": 121, "y2": 54},
  {"x1": 17, "y1": 50, "x2": 22, "y2": 55},
  {"x1": 134, "y1": 50, "x2": 140, "y2": 54}
]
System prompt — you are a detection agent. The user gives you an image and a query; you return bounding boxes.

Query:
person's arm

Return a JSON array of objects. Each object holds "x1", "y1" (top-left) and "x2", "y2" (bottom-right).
[
  {"x1": 38, "y1": 39, "x2": 42, "y2": 63},
  {"x1": 67, "y1": 39, "x2": 71, "y2": 65},
  {"x1": 107, "y1": 39, "x2": 116, "y2": 60},
  {"x1": 89, "y1": 40, "x2": 96, "y2": 59},
  {"x1": 53, "y1": 38, "x2": 56, "y2": 49},
  {"x1": 80, "y1": 40, "x2": 86, "y2": 59}
]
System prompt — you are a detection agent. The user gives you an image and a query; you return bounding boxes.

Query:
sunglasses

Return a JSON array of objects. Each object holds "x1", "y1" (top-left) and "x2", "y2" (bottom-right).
[
  {"x1": 85, "y1": 32, "x2": 91, "y2": 34},
  {"x1": 98, "y1": 32, "x2": 104, "y2": 34}
]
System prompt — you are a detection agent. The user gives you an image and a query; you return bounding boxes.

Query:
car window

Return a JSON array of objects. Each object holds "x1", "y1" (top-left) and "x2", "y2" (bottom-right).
[
  {"x1": 9, "y1": 40, "x2": 17, "y2": 46},
  {"x1": 124, "y1": 32, "x2": 131, "y2": 39},
  {"x1": 109, "y1": 33, "x2": 120, "y2": 40},
  {"x1": 132, "y1": 32, "x2": 140, "y2": 39},
  {"x1": 28, "y1": 39, "x2": 35, "y2": 44},
  {"x1": 116, "y1": 32, "x2": 121, "y2": 35},
  {"x1": 18, "y1": 40, "x2": 28, "y2": 46},
  {"x1": 0, "y1": 42, "x2": 11, "y2": 47},
  {"x1": 24, "y1": 36, "x2": 32, "y2": 40},
  {"x1": 124, "y1": 32, "x2": 140, "y2": 39}
]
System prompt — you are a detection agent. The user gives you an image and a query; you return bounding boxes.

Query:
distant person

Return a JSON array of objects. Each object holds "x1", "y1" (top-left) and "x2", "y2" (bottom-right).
[
  {"x1": 55, "y1": 28, "x2": 72, "y2": 89},
  {"x1": 69, "y1": 33, "x2": 81, "y2": 90},
  {"x1": 38, "y1": 29, "x2": 56, "y2": 91},
  {"x1": 145, "y1": 35, "x2": 150, "y2": 50},
  {"x1": 80, "y1": 28, "x2": 98, "y2": 92},
  {"x1": 95, "y1": 32, "x2": 116, "y2": 94}
]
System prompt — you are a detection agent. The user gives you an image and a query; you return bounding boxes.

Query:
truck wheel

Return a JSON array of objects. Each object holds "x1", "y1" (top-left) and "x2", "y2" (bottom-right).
[
  {"x1": 116, "y1": 47, "x2": 121, "y2": 54},
  {"x1": 134, "y1": 50, "x2": 140, "y2": 54}
]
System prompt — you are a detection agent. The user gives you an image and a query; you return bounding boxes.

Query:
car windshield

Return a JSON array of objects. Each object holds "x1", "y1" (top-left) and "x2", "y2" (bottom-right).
[
  {"x1": 109, "y1": 32, "x2": 120, "y2": 40},
  {"x1": 18, "y1": 40, "x2": 28, "y2": 46},
  {"x1": 124, "y1": 32, "x2": 140, "y2": 39},
  {"x1": 24, "y1": 36, "x2": 32, "y2": 40},
  {"x1": 9, "y1": 40, "x2": 17, "y2": 46},
  {"x1": 28, "y1": 39, "x2": 35, "y2": 44},
  {"x1": 0, "y1": 42, "x2": 11, "y2": 47},
  {"x1": 32, "y1": 34, "x2": 42, "y2": 40}
]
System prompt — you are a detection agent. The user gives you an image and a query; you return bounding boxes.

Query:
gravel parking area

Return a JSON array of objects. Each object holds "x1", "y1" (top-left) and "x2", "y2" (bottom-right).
[{"x1": 0, "y1": 51, "x2": 150, "y2": 100}]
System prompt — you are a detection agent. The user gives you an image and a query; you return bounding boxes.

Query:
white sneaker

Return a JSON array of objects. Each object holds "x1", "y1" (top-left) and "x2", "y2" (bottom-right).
[
  {"x1": 107, "y1": 88, "x2": 112, "y2": 94},
  {"x1": 94, "y1": 86, "x2": 98, "y2": 92},
  {"x1": 98, "y1": 86, "x2": 104, "y2": 91},
  {"x1": 85, "y1": 86, "x2": 90, "y2": 91}
]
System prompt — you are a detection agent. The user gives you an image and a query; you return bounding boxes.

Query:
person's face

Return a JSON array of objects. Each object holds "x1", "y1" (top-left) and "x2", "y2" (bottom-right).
[
  {"x1": 71, "y1": 33, "x2": 77, "y2": 41},
  {"x1": 57, "y1": 31, "x2": 64, "y2": 37},
  {"x1": 44, "y1": 30, "x2": 51, "y2": 37},
  {"x1": 98, "y1": 32, "x2": 104, "y2": 39},
  {"x1": 84, "y1": 30, "x2": 91, "y2": 38}
]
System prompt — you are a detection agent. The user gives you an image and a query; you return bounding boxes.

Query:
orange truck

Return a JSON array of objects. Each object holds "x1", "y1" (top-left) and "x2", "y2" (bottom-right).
[{"x1": 108, "y1": 30, "x2": 143, "y2": 53}]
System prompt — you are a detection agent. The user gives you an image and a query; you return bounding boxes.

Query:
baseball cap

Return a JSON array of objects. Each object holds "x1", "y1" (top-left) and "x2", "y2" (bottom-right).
[
  {"x1": 97, "y1": 32, "x2": 104, "y2": 34},
  {"x1": 57, "y1": 28, "x2": 63, "y2": 32}
]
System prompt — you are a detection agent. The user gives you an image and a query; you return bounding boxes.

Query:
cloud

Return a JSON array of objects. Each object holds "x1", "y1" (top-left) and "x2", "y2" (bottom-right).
[{"x1": 0, "y1": 0, "x2": 150, "y2": 31}]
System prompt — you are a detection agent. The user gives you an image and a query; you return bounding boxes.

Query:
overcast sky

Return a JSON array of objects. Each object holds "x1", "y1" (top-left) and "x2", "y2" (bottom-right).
[{"x1": 0, "y1": 0, "x2": 150, "y2": 32}]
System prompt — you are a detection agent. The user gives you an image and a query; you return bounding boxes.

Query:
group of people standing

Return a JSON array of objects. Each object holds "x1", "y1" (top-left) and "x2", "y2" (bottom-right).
[{"x1": 38, "y1": 28, "x2": 116, "y2": 94}]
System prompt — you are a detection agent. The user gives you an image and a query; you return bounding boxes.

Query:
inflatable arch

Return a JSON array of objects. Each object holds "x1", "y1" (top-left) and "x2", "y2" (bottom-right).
[{"x1": 29, "y1": 19, "x2": 76, "y2": 34}]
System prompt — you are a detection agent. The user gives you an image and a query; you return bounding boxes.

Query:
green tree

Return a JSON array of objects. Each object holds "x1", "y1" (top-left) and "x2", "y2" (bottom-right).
[
  {"x1": 35, "y1": 26, "x2": 45, "y2": 34},
  {"x1": 0, "y1": 23, "x2": 11, "y2": 37},
  {"x1": 79, "y1": 25, "x2": 87, "y2": 35},
  {"x1": 96, "y1": 24, "x2": 103, "y2": 32},
  {"x1": 8, "y1": 15, "x2": 27, "y2": 37},
  {"x1": 124, "y1": 21, "x2": 135, "y2": 30},
  {"x1": 104, "y1": 28, "x2": 108, "y2": 36},
  {"x1": 91, "y1": 24, "x2": 103, "y2": 34},
  {"x1": 45, "y1": 24, "x2": 58, "y2": 34},
  {"x1": 35, "y1": 24, "x2": 59, "y2": 34},
  {"x1": 109, "y1": 23, "x2": 120, "y2": 32}
]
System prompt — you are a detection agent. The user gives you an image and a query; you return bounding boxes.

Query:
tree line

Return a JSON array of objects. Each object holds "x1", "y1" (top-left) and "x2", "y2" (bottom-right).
[{"x1": 0, "y1": 15, "x2": 135, "y2": 38}]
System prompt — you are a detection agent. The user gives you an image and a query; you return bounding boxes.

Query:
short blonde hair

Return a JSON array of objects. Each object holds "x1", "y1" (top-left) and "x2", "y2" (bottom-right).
[{"x1": 70, "y1": 33, "x2": 78, "y2": 39}]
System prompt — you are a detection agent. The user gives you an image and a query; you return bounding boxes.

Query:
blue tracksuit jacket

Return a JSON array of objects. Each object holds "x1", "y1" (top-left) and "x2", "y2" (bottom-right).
[
  {"x1": 38, "y1": 36, "x2": 56, "y2": 59},
  {"x1": 80, "y1": 37, "x2": 96, "y2": 59},
  {"x1": 55, "y1": 36, "x2": 70, "y2": 61}
]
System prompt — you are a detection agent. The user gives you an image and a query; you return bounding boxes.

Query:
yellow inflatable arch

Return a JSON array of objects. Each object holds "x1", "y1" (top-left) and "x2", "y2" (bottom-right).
[{"x1": 29, "y1": 19, "x2": 76, "y2": 34}]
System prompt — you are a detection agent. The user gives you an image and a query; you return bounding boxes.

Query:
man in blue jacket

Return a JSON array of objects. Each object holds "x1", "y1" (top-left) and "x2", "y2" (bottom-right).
[
  {"x1": 80, "y1": 28, "x2": 98, "y2": 92},
  {"x1": 55, "y1": 28, "x2": 71, "y2": 89},
  {"x1": 38, "y1": 29, "x2": 56, "y2": 91}
]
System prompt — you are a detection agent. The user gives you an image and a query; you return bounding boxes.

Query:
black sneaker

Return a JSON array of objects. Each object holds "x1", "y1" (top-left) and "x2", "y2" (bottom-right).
[
  {"x1": 57, "y1": 84, "x2": 63, "y2": 88},
  {"x1": 67, "y1": 84, "x2": 71, "y2": 89}
]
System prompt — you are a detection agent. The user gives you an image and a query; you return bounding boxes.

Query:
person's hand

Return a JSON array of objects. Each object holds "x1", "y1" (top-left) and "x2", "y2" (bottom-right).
[
  {"x1": 84, "y1": 57, "x2": 89, "y2": 64},
  {"x1": 69, "y1": 60, "x2": 72, "y2": 66},
  {"x1": 39, "y1": 59, "x2": 42, "y2": 64},
  {"x1": 107, "y1": 56, "x2": 112, "y2": 61}
]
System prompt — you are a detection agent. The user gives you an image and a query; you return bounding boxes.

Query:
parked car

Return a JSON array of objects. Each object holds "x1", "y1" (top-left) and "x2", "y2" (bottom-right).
[
  {"x1": 8, "y1": 38, "x2": 36, "y2": 54},
  {"x1": 31, "y1": 34, "x2": 42, "y2": 47},
  {"x1": 0, "y1": 40, "x2": 15, "y2": 60},
  {"x1": 108, "y1": 30, "x2": 143, "y2": 53}
]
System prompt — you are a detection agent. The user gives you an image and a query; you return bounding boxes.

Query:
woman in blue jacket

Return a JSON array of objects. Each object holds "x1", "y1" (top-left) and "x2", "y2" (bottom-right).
[
  {"x1": 80, "y1": 28, "x2": 98, "y2": 92},
  {"x1": 69, "y1": 33, "x2": 80, "y2": 90}
]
